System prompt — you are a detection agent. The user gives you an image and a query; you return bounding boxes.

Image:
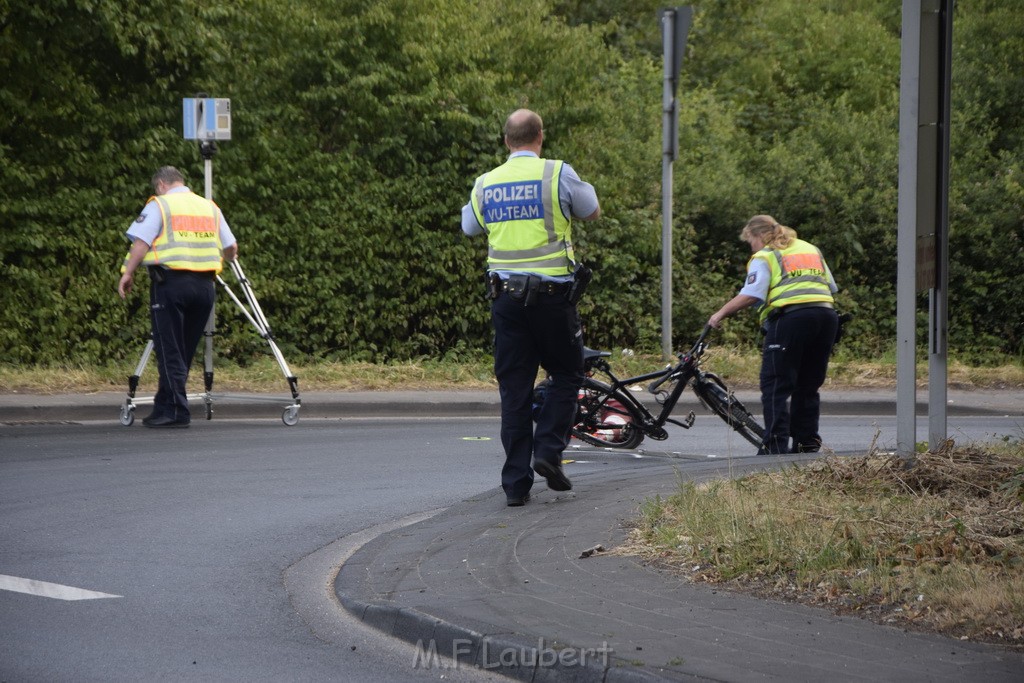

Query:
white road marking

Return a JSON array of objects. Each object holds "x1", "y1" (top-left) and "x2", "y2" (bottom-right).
[{"x1": 0, "y1": 574, "x2": 122, "y2": 601}]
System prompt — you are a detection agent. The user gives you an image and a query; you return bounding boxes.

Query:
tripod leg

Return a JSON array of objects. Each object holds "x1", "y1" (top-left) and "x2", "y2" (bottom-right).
[
  {"x1": 228, "y1": 259, "x2": 302, "y2": 424},
  {"x1": 122, "y1": 338, "x2": 155, "y2": 426},
  {"x1": 211, "y1": 258, "x2": 303, "y2": 425},
  {"x1": 201, "y1": 306, "x2": 215, "y2": 420},
  {"x1": 128, "y1": 338, "x2": 155, "y2": 399}
]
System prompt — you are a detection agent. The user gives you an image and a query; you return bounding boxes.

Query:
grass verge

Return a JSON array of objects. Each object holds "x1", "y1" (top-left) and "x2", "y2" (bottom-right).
[
  {"x1": 1, "y1": 346, "x2": 1022, "y2": 394},
  {"x1": 619, "y1": 439, "x2": 1024, "y2": 649},
  {"x1": 0, "y1": 358, "x2": 498, "y2": 394}
]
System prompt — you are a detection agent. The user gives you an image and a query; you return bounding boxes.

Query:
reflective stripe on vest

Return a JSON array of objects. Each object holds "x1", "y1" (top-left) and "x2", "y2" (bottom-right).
[
  {"x1": 754, "y1": 239, "x2": 833, "y2": 323},
  {"x1": 470, "y1": 157, "x2": 574, "y2": 276},
  {"x1": 122, "y1": 192, "x2": 224, "y2": 273}
]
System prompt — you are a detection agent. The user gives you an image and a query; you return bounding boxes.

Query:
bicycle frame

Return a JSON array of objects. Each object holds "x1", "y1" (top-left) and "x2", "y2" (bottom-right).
[
  {"x1": 582, "y1": 341, "x2": 705, "y2": 437},
  {"x1": 570, "y1": 326, "x2": 764, "y2": 449}
]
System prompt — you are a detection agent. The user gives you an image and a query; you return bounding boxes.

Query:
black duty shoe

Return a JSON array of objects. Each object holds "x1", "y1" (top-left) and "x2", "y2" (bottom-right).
[
  {"x1": 533, "y1": 458, "x2": 572, "y2": 492},
  {"x1": 142, "y1": 415, "x2": 190, "y2": 428},
  {"x1": 792, "y1": 439, "x2": 822, "y2": 453},
  {"x1": 506, "y1": 493, "x2": 531, "y2": 507}
]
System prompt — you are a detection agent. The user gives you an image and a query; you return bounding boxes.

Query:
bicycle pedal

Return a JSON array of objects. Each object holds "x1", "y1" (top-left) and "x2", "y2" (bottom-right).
[{"x1": 683, "y1": 411, "x2": 695, "y2": 429}]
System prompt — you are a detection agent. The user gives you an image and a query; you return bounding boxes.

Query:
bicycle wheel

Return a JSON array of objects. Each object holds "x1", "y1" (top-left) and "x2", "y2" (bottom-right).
[
  {"x1": 692, "y1": 373, "x2": 764, "y2": 448},
  {"x1": 572, "y1": 378, "x2": 645, "y2": 449}
]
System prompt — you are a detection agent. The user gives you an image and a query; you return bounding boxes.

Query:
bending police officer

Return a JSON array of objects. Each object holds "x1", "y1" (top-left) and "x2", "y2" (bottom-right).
[
  {"x1": 461, "y1": 109, "x2": 600, "y2": 506},
  {"x1": 707, "y1": 215, "x2": 838, "y2": 454},
  {"x1": 118, "y1": 166, "x2": 238, "y2": 428}
]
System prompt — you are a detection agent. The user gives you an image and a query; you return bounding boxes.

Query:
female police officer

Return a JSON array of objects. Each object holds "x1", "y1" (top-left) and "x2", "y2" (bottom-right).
[{"x1": 707, "y1": 215, "x2": 838, "y2": 455}]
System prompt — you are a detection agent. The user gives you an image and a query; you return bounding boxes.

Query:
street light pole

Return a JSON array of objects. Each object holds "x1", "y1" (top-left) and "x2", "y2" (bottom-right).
[{"x1": 659, "y1": 7, "x2": 692, "y2": 359}]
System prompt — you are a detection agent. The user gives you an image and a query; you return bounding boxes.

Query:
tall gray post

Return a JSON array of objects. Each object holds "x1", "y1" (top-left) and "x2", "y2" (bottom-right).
[
  {"x1": 928, "y1": 0, "x2": 953, "y2": 450},
  {"x1": 896, "y1": 0, "x2": 953, "y2": 456},
  {"x1": 660, "y1": 11, "x2": 675, "y2": 359},
  {"x1": 660, "y1": 7, "x2": 692, "y2": 359}
]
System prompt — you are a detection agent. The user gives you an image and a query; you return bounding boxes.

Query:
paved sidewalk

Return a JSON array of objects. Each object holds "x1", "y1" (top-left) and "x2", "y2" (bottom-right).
[{"x1": 335, "y1": 455, "x2": 1024, "y2": 682}]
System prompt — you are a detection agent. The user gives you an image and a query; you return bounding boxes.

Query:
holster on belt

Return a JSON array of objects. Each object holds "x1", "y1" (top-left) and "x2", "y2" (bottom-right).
[
  {"x1": 834, "y1": 312, "x2": 853, "y2": 347},
  {"x1": 486, "y1": 273, "x2": 501, "y2": 300},
  {"x1": 567, "y1": 262, "x2": 592, "y2": 305},
  {"x1": 147, "y1": 266, "x2": 166, "y2": 284},
  {"x1": 506, "y1": 273, "x2": 540, "y2": 306}
]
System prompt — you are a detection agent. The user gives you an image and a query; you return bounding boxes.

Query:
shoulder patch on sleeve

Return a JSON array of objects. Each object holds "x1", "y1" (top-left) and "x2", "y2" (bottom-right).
[
  {"x1": 135, "y1": 213, "x2": 147, "y2": 223},
  {"x1": 747, "y1": 272, "x2": 757, "y2": 285}
]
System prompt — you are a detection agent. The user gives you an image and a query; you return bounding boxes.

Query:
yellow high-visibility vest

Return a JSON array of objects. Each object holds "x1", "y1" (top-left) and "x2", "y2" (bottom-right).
[
  {"x1": 470, "y1": 156, "x2": 574, "y2": 277},
  {"x1": 122, "y1": 191, "x2": 224, "y2": 273},
  {"x1": 753, "y1": 239, "x2": 833, "y2": 323}
]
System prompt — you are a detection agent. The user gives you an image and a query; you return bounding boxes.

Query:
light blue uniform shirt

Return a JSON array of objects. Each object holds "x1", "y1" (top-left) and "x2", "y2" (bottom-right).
[
  {"x1": 738, "y1": 258, "x2": 772, "y2": 302},
  {"x1": 460, "y1": 151, "x2": 598, "y2": 281},
  {"x1": 126, "y1": 185, "x2": 236, "y2": 249}
]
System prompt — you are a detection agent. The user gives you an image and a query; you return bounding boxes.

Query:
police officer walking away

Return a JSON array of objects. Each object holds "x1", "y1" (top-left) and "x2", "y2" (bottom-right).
[
  {"x1": 461, "y1": 109, "x2": 600, "y2": 506},
  {"x1": 707, "y1": 215, "x2": 838, "y2": 455},
  {"x1": 118, "y1": 166, "x2": 238, "y2": 428}
]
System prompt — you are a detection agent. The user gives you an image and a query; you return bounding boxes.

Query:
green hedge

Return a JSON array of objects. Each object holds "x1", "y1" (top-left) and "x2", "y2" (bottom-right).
[{"x1": 1, "y1": 0, "x2": 1021, "y2": 365}]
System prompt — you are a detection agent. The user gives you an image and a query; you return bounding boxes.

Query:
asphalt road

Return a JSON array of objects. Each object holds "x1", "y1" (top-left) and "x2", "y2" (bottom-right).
[
  {"x1": 0, "y1": 418, "x2": 511, "y2": 682},
  {"x1": 1, "y1": 413, "x2": 1021, "y2": 681}
]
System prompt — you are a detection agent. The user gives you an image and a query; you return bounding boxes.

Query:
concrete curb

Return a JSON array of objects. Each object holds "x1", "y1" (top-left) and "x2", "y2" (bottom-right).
[
  {"x1": 1, "y1": 388, "x2": 1021, "y2": 424},
  {"x1": 337, "y1": 595, "x2": 663, "y2": 682}
]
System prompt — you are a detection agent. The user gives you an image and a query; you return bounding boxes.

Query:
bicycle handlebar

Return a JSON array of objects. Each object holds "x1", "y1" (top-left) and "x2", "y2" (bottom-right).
[
  {"x1": 686, "y1": 324, "x2": 713, "y2": 357},
  {"x1": 647, "y1": 326, "x2": 714, "y2": 394},
  {"x1": 694, "y1": 324, "x2": 713, "y2": 348}
]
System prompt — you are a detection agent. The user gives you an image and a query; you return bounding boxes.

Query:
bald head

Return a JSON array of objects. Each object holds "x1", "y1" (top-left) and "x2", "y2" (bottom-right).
[{"x1": 503, "y1": 109, "x2": 544, "y2": 152}]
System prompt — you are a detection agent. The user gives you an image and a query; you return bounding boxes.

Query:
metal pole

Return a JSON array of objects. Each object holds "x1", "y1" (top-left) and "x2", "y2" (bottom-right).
[
  {"x1": 928, "y1": 287, "x2": 947, "y2": 447},
  {"x1": 928, "y1": 0, "x2": 953, "y2": 450},
  {"x1": 896, "y1": 0, "x2": 921, "y2": 457},
  {"x1": 199, "y1": 141, "x2": 217, "y2": 400},
  {"x1": 204, "y1": 157, "x2": 213, "y2": 201},
  {"x1": 661, "y1": 11, "x2": 675, "y2": 360}
]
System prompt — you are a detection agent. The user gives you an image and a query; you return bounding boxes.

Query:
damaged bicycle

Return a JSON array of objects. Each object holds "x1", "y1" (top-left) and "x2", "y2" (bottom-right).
[{"x1": 536, "y1": 325, "x2": 764, "y2": 450}]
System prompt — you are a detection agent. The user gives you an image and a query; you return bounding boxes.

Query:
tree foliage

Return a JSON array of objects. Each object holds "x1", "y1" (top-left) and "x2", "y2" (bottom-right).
[{"x1": 1, "y1": 0, "x2": 1020, "y2": 365}]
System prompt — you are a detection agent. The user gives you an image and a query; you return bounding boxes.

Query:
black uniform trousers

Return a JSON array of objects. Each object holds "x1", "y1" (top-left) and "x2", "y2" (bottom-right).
[
  {"x1": 759, "y1": 305, "x2": 838, "y2": 454},
  {"x1": 148, "y1": 269, "x2": 216, "y2": 422},
  {"x1": 491, "y1": 289, "x2": 584, "y2": 499}
]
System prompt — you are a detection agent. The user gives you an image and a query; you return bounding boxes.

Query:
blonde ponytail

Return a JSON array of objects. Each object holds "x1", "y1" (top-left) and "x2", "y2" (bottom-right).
[{"x1": 740, "y1": 214, "x2": 796, "y2": 249}]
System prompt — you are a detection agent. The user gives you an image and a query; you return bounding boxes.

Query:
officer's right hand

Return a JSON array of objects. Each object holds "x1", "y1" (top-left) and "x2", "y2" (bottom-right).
[{"x1": 118, "y1": 273, "x2": 133, "y2": 299}]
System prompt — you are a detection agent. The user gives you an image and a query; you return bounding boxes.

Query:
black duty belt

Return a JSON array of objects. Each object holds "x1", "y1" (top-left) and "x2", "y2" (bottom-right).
[
  {"x1": 774, "y1": 303, "x2": 831, "y2": 317},
  {"x1": 487, "y1": 272, "x2": 575, "y2": 305},
  {"x1": 503, "y1": 280, "x2": 571, "y2": 296},
  {"x1": 152, "y1": 267, "x2": 217, "y2": 281}
]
